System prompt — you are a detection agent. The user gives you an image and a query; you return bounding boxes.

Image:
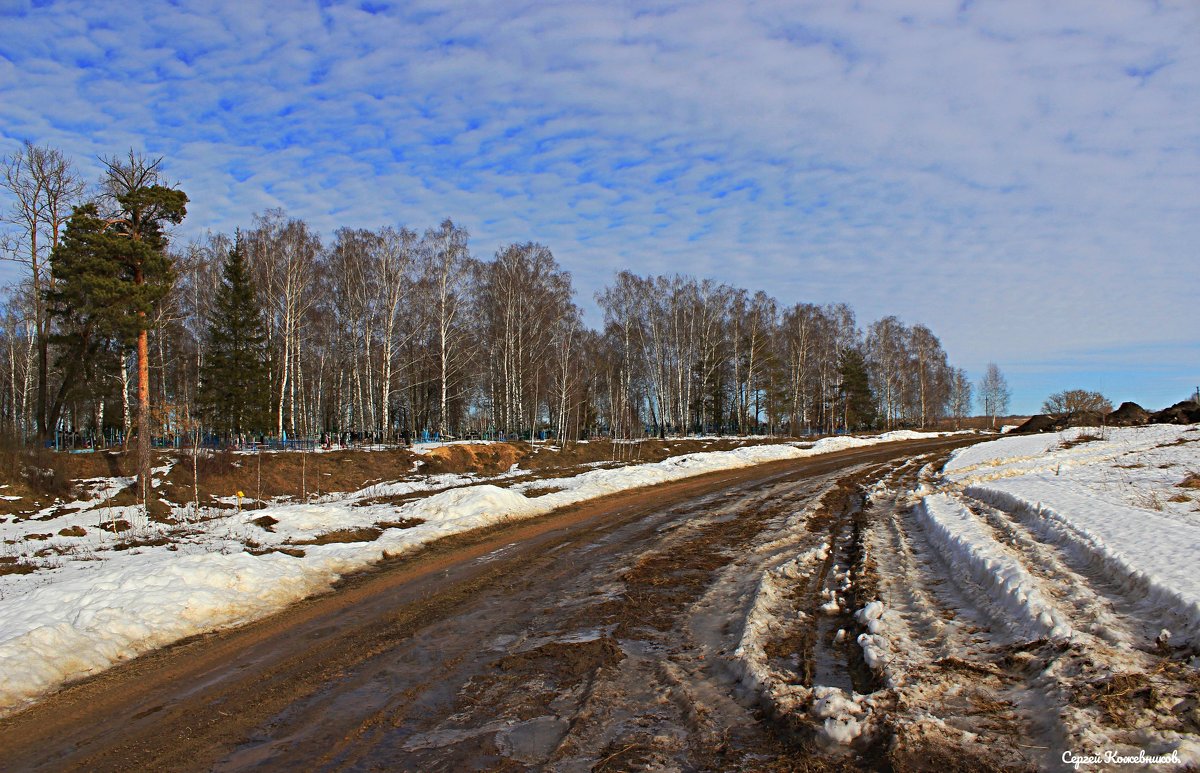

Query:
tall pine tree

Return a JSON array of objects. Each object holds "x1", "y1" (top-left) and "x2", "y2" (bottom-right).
[
  {"x1": 200, "y1": 238, "x2": 271, "y2": 435},
  {"x1": 45, "y1": 203, "x2": 131, "y2": 429},
  {"x1": 47, "y1": 197, "x2": 180, "y2": 438},
  {"x1": 100, "y1": 153, "x2": 187, "y2": 498}
]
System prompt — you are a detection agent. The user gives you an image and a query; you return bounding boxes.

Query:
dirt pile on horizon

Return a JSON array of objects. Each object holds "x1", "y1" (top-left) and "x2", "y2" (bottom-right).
[{"x1": 1013, "y1": 399, "x2": 1199, "y2": 434}]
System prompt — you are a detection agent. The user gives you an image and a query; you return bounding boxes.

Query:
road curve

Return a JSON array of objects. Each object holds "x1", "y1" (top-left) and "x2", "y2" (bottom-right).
[{"x1": 0, "y1": 436, "x2": 979, "y2": 772}]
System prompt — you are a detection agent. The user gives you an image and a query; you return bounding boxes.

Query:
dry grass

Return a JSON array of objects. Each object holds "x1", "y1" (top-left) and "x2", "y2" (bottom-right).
[
  {"x1": 1179, "y1": 473, "x2": 1200, "y2": 490},
  {"x1": 1134, "y1": 491, "x2": 1165, "y2": 511},
  {"x1": 0, "y1": 556, "x2": 36, "y2": 575},
  {"x1": 1092, "y1": 671, "x2": 1157, "y2": 728},
  {"x1": 112, "y1": 536, "x2": 171, "y2": 551},
  {"x1": 1058, "y1": 432, "x2": 1103, "y2": 450}
]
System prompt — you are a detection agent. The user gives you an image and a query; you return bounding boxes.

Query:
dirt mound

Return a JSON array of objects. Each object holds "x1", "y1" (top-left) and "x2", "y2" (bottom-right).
[
  {"x1": 1011, "y1": 414, "x2": 1068, "y2": 434},
  {"x1": 1012, "y1": 410, "x2": 1107, "y2": 434},
  {"x1": 1017, "y1": 400, "x2": 1198, "y2": 433},
  {"x1": 422, "y1": 443, "x2": 528, "y2": 475},
  {"x1": 1107, "y1": 402, "x2": 1150, "y2": 426},
  {"x1": 159, "y1": 447, "x2": 420, "y2": 506},
  {"x1": 1149, "y1": 400, "x2": 1200, "y2": 425}
]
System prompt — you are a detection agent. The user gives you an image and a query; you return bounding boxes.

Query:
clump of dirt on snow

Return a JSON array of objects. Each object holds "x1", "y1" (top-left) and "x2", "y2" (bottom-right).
[{"x1": 298, "y1": 527, "x2": 384, "y2": 545}]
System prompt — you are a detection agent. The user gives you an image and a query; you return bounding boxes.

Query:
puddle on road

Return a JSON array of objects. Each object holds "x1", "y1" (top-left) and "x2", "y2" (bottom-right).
[
  {"x1": 812, "y1": 520, "x2": 858, "y2": 693},
  {"x1": 496, "y1": 716, "x2": 569, "y2": 762}
]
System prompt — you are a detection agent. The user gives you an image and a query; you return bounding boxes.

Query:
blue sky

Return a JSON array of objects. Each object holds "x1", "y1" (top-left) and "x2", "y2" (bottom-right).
[{"x1": 1, "y1": 0, "x2": 1197, "y2": 414}]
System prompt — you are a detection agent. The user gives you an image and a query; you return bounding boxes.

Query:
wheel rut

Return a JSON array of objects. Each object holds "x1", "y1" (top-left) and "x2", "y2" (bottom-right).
[{"x1": 0, "y1": 435, "x2": 987, "y2": 772}]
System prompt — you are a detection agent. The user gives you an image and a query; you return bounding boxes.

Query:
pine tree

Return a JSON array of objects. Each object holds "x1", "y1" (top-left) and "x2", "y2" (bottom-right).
[
  {"x1": 100, "y1": 153, "x2": 187, "y2": 501},
  {"x1": 46, "y1": 201, "x2": 175, "y2": 432},
  {"x1": 200, "y1": 238, "x2": 271, "y2": 435}
]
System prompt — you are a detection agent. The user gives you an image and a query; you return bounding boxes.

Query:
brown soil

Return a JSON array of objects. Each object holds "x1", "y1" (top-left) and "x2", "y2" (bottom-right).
[
  {"x1": 58, "y1": 525, "x2": 87, "y2": 537},
  {"x1": 250, "y1": 515, "x2": 279, "y2": 531},
  {"x1": 247, "y1": 547, "x2": 306, "y2": 558},
  {"x1": 0, "y1": 437, "x2": 811, "y2": 526}
]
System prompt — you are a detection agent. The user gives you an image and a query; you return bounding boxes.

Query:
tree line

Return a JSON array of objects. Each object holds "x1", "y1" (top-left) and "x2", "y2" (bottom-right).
[{"x1": 1, "y1": 142, "x2": 1008, "y2": 459}]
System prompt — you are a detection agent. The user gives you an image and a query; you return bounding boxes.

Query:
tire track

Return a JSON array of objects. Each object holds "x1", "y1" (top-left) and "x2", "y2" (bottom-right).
[{"x1": 861, "y1": 457, "x2": 1064, "y2": 771}]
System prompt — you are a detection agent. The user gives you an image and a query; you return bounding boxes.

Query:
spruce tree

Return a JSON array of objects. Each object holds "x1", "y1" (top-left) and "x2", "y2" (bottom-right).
[
  {"x1": 200, "y1": 238, "x2": 271, "y2": 435},
  {"x1": 838, "y1": 348, "x2": 876, "y2": 432}
]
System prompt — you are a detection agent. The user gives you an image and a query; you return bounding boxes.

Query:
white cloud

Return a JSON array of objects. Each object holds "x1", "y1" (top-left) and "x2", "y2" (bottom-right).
[{"x1": 0, "y1": 0, "x2": 1195, "y2": 395}]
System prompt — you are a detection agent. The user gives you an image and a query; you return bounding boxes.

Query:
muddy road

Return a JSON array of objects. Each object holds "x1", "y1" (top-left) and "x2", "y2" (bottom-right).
[{"x1": 1, "y1": 434, "x2": 1087, "y2": 772}]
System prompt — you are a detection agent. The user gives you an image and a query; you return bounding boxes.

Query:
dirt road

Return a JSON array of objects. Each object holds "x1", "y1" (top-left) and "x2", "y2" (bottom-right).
[{"x1": 0, "y1": 435, "x2": 1082, "y2": 771}]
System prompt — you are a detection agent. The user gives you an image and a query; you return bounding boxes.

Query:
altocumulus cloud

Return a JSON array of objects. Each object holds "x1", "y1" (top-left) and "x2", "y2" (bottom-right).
[{"x1": 0, "y1": 0, "x2": 1197, "y2": 410}]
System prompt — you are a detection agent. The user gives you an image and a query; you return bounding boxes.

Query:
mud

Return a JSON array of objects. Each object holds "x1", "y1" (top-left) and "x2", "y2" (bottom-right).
[{"x1": 0, "y1": 435, "x2": 981, "y2": 772}]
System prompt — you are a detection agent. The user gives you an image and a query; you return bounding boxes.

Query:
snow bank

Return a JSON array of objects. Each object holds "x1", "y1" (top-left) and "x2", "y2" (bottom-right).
[
  {"x1": 915, "y1": 493, "x2": 1072, "y2": 640},
  {"x1": 966, "y1": 483, "x2": 1200, "y2": 647},
  {"x1": 0, "y1": 550, "x2": 339, "y2": 710},
  {"x1": 933, "y1": 424, "x2": 1200, "y2": 645}
]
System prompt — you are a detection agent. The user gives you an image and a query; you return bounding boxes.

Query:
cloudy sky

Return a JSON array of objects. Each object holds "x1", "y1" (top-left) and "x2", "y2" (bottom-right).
[{"x1": 1, "y1": 0, "x2": 1197, "y2": 413}]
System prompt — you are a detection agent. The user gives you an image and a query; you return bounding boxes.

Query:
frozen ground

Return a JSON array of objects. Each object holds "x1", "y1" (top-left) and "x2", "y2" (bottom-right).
[{"x1": 0, "y1": 430, "x2": 951, "y2": 716}]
